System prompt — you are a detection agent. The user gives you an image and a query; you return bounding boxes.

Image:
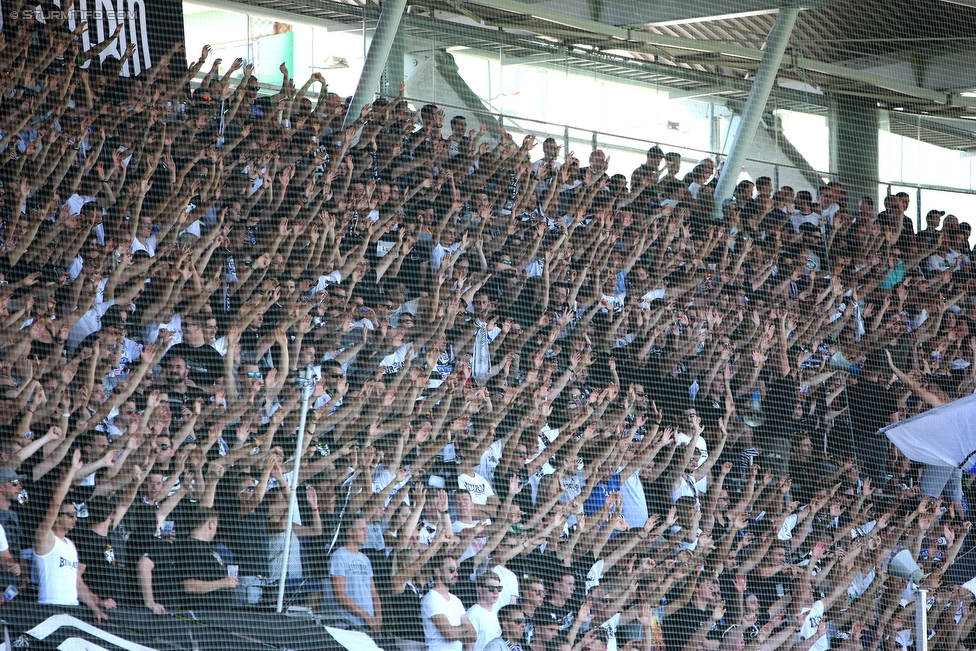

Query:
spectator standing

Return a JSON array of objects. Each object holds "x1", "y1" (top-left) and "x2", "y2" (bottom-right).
[
  {"x1": 466, "y1": 572, "x2": 503, "y2": 651},
  {"x1": 330, "y1": 515, "x2": 383, "y2": 632},
  {"x1": 177, "y1": 507, "x2": 239, "y2": 612},
  {"x1": 422, "y1": 554, "x2": 477, "y2": 651},
  {"x1": 484, "y1": 606, "x2": 529, "y2": 651},
  {"x1": 34, "y1": 450, "x2": 111, "y2": 620}
]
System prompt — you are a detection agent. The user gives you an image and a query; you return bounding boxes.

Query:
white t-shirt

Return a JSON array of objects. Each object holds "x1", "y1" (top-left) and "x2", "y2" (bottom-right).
[
  {"x1": 0, "y1": 523, "x2": 8, "y2": 553},
  {"x1": 536, "y1": 425, "x2": 559, "y2": 458},
  {"x1": 790, "y1": 210, "x2": 822, "y2": 234},
  {"x1": 669, "y1": 474, "x2": 708, "y2": 506},
  {"x1": 458, "y1": 472, "x2": 495, "y2": 506},
  {"x1": 312, "y1": 270, "x2": 344, "y2": 296},
  {"x1": 66, "y1": 300, "x2": 116, "y2": 353},
  {"x1": 467, "y1": 603, "x2": 502, "y2": 651},
  {"x1": 132, "y1": 234, "x2": 157, "y2": 257},
  {"x1": 491, "y1": 565, "x2": 519, "y2": 614},
  {"x1": 453, "y1": 520, "x2": 488, "y2": 562},
  {"x1": 476, "y1": 441, "x2": 503, "y2": 484},
  {"x1": 619, "y1": 469, "x2": 648, "y2": 528},
  {"x1": 821, "y1": 203, "x2": 840, "y2": 228},
  {"x1": 64, "y1": 194, "x2": 96, "y2": 216},
  {"x1": 422, "y1": 589, "x2": 468, "y2": 651},
  {"x1": 379, "y1": 343, "x2": 417, "y2": 375},
  {"x1": 430, "y1": 241, "x2": 462, "y2": 273},
  {"x1": 797, "y1": 601, "x2": 828, "y2": 651},
  {"x1": 373, "y1": 464, "x2": 410, "y2": 509},
  {"x1": 600, "y1": 613, "x2": 621, "y2": 651}
]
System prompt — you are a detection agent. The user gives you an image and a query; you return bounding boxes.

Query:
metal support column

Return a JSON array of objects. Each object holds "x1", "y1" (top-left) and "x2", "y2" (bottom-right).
[
  {"x1": 916, "y1": 590, "x2": 928, "y2": 651},
  {"x1": 712, "y1": 6, "x2": 798, "y2": 219},
  {"x1": 381, "y1": 27, "x2": 406, "y2": 99},
  {"x1": 342, "y1": 0, "x2": 409, "y2": 133},
  {"x1": 275, "y1": 366, "x2": 316, "y2": 613}
]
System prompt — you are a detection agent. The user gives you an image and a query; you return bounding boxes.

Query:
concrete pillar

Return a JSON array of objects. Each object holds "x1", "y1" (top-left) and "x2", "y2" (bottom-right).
[{"x1": 828, "y1": 95, "x2": 880, "y2": 210}]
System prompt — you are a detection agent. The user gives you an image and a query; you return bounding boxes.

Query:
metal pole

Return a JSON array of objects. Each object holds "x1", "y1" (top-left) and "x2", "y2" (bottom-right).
[
  {"x1": 342, "y1": 0, "x2": 409, "y2": 133},
  {"x1": 275, "y1": 366, "x2": 316, "y2": 613},
  {"x1": 916, "y1": 186, "x2": 922, "y2": 234},
  {"x1": 916, "y1": 589, "x2": 928, "y2": 651},
  {"x1": 712, "y1": 7, "x2": 798, "y2": 220}
]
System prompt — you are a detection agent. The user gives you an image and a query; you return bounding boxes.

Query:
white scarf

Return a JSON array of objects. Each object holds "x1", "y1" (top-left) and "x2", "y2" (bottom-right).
[{"x1": 472, "y1": 320, "x2": 492, "y2": 383}]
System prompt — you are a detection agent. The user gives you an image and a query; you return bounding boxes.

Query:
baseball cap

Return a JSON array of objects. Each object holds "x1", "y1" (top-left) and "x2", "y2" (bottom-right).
[
  {"x1": 721, "y1": 197, "x2": 738, "y2": 210},
  {"x1": 0, "y1": 468, "x2": 23, "y2": 483}
]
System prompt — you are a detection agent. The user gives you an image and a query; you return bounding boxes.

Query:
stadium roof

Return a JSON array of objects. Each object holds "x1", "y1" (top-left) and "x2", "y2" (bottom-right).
[{"x1": 216, "y1": 0, "x2": 976, "y2": 150}]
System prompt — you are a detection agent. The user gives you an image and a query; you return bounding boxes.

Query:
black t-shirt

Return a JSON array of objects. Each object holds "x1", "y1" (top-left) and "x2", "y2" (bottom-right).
[
  {"x1": 124, "y1": 500, "x2": 161, "y2": 541},
  {"x1": 747, "y1": 571, "x2": 793, "y2": 612},
  {"x1": 0, "y1": 508, "x2": 23, "y2": 556},
  {"x1": 663, "y1": 604, "x2": 722, "y2": 651},
  {"x1": 845, "y1": 378, "x2": 898, "y2": 441},
  {"x1": 127, "y1": 536, "x2": 180, "y2": 609},
  {"x1": 0, "y1": 508, "x2": 23, "y2": 587},
  {"x1": 218, "y1": 503, "x2": 270, "y2": 577},
  {"x1": 73, "y1": 528, "x2": 125, "y2": 602},
  {"x1": 165, "y1": 386, "x2": 209, "y2": 423},
  {"x1": 165, "y1": 343, "x2": 225, "y2": 387},
  {"x1": 177, "y1": 537, "x2": 236, "y2": 612}
]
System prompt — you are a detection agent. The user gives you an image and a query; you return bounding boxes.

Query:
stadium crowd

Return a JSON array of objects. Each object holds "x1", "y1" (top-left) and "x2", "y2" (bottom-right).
[{"x1": 2, "y1": 19, "x2": 976, "y2": 651}]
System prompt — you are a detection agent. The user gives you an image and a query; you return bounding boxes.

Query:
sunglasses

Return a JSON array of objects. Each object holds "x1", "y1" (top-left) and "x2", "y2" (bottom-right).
[
  {"x1": 485, "y1": 585, "x2": 503, "y2": 592},
  {"x1": 246, "y1": 371, "x2": 263, "y2": 378},
  {"x1": 157, "y1": 444, "x2": 172, "y2": 451},
  {"x1": 507, "y1": 619, "x2": 526, "y2": 625},
  {"x1": 60, "y1": 511, "x2": 78, "y2": 518}
]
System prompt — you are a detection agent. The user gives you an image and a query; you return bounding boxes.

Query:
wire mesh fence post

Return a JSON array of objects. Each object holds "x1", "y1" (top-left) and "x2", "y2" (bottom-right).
[{"x1": 275, "y1": 366, "x2": 316, "y2": 613}]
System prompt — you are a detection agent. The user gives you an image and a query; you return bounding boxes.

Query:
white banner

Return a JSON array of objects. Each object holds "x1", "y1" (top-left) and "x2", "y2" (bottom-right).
[{"x1": 881, "y1": 392, "x2": 976, "y2": 471}]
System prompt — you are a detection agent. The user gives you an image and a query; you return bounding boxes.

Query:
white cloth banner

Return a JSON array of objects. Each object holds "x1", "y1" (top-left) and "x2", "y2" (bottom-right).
[{"x1": 881, "y1": 393, "x2": 976, "y2": 471}]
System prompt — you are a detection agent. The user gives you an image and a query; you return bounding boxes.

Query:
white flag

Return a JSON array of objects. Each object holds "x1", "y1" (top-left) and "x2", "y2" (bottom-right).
[{"x1": 882, "y1": 393, "x2": 976, "y2": 471}]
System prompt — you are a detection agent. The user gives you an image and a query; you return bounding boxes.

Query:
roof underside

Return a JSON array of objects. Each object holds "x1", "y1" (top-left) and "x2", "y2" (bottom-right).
[{"x1": 222, "y1": 0, "x2": 976, "y2": 150}]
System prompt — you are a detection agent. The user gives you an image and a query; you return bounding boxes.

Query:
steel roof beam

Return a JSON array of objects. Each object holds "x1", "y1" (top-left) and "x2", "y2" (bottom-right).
[{"x1": 460, "y1": 0, "x2": 974, "y2": 105}]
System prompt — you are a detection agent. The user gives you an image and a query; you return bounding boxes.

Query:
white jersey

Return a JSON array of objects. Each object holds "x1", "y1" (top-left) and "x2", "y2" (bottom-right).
[{"x1": 36, "y1": 535, "x2": 80, "y2": 606}]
